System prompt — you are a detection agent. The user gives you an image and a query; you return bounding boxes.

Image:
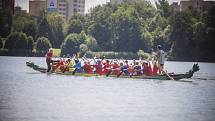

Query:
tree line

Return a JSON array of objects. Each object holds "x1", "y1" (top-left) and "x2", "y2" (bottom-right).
[{"x1": 0, "y1": 0, "x2": 215, "y2": 61}]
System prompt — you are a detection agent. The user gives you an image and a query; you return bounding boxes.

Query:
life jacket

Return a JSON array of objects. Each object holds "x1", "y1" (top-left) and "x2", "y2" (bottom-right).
[
  {"x1": 46, "y1": 51, "x2": 53, "y2": 62},
  {"x1": 83, "y1": 63, "x2": 94, "y2": 74},
  {"x1": 120, "y1": 64, "x2": 130, "y2": 76},
  {"x1": 59, "y1": 60, "x2": 66, "y2": 72},
  {"x1": 112, "y1": 63, "x2": 120, "y2": 75},
  {"x1": 147, "y1": 64, "x2": 153, "y2": 76},
  {"x1": 52, "y1": 61, "x2": 61, "y2": 70},
  {"x1": 102, "y1": 63, "x2": 111, "y2": 75},
  {"x1": 152, "y1": 64, "x2": 158, "y2": 76},
  {"x1": 142, "y1": 63, "x2": 148, "y2": 75},
  {"x1": 94, "y1": 62, "x2": 103, "y2": 75},
  {"x1": 65, "y1": 60, "x2": 75, "y2": 72},
  {"x1": 128, "y1": 64, "x2": 135, "y2": 74},
  {"x1": 134, "y1": 65, "x2": 142, "y2": 76}
]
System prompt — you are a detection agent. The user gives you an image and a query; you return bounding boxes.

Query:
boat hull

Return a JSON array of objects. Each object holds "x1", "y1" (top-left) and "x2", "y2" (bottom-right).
[{"x1": 26, "y1": 61, "x2": 199, "y2": 81}]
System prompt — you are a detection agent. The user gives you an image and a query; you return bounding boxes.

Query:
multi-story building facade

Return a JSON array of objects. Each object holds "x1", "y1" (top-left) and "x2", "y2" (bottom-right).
[
  {"x1": 202, "y1": 1, "x2": 215, "y2": 11},
  {"x1": 58, "y1": 0, "x2": 67, "y2": 20},
  {"x1": 180, "y1": 0, "x2": 215, "y2": 12},
  {"x1": 0, "y1": 0, "x2": 15, "y2": 13},
  {"x1": 29, "y1": 0, "x2": 46, "y2": 17},
  {"x1": 180, "y1": 0, "x2": 203, "y2": 12},
  {"x1": 110, "y1": 0, "x2": 137, "y2": 4},
  {"x1": 67, "y1": 0, "x2": 85, "y2": 19},
  {"x1": 47, "y1": 0, "x2": 58, "y2": 13},
  {"x1": 171, "y1": 2, "x2": 180, "y2": 12},
  {"x1": 29, "y1": 0, "x2": 85, "y2": 20}
]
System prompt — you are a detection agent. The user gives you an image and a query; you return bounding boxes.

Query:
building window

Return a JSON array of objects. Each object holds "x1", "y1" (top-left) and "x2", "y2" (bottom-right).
[
  {"x1": 188, "y1": 6, "x2": 193, "y2": 10},
  {"x1": 74, "y1": 8, "x2": 77, "y2": 12},
  {"x1": 74, "y1": 0, "x2": 77, "y2": 3}
]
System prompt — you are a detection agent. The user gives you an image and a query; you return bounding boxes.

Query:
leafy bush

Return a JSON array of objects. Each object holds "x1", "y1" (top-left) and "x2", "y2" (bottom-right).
[
  {"x1": 0, "y1": 37, "x2": 3, "y2": 49},
  {"x1": 79, "y1": 44, "x2": 88, "y2": 54},
  {"x1": 4, "y1": 32, "x2": 31, "y2": 50},
  {"x1": 27, "y1": 36, "x2": 34, "y2": 51},
  {"x1": 35, "y1": 37, "x2": 52, "y2": 52},
  {"x1": 85, "y1": 51, "x2": 141, "y2": 59},
  {"x1": 85, "y1": 36, "x2": 98, "y2": 51},
  {"x1": 61, "y1": 33, "x2": 82, "y2": 56},
  {"x1": 137, "y1": 50, "x2": 150, "y2": 59}
]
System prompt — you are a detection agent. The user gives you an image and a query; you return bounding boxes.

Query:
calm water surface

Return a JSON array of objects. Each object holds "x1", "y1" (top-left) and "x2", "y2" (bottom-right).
[{"x1": 0, "y1": 56, "x2": 215, "y2": 121}]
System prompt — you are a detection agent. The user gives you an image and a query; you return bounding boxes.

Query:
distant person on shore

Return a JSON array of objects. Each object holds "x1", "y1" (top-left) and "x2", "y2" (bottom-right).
[
  {"x1": 156, "y1": 45, "x2": 165, "y2": 74},
  {"x1": 45, "y1": 48, "x2": 53, "y2": 72}
]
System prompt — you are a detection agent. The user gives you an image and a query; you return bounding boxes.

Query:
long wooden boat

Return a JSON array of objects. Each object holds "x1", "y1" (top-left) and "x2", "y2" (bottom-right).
[{"x1": 26, "y1": 61, "x2": 200, "y2": 81}]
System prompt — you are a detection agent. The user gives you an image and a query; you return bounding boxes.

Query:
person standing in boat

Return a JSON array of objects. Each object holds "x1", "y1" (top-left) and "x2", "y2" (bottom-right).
[
  {"x1": 45, "y1": 48, "x2": 53, "y2": 72},
  {"x1": 156, "y1": 45, "x2": 165, "y2": 74}
]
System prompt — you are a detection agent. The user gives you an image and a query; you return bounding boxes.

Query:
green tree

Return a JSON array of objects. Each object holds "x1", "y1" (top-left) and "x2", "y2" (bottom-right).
[
  {"x1": 87, "y1": 5, "x2": 113, "y2": 51},
  {"x1": 85, "y1": 36, "x2": 98, "y2": 51},
  {"x1": 27, "y1": 36, "x2": 34, "y2": 51},
  {"x1": 79, "y1": 43, "x2": 88, "y2": 56},
  {"x1": 12, "y1": 9, "x2": 37, "y2": 39},
  {"x1": 169, "y1": 12, "x2": 194, "y2": 60},
  {"x1": 0, "y1": 8, "x2": 13, "y2": 37},
  {"x1": 61, "y1": 33, "x2": 82, "y2": 56},
  {"x1": 155, "y1": 0, "x2": 172, "y2": 18},
  {"x1": 0, "y1": 37, "x2": 3, "y2": 49},
  {"x1": 4, "y1": 32, "x2": 30, "y2": 50},
  {"x1": 36, "y1": 37, "x2": 52, "y2": 52},
  {"x1": 67, "y1": 19, "x2": 83, "y2": 34},
  {"x1": 109, "y1": 4, "x2": 144, "y2": 52},
  {"x1": 47, "y1": 13, "x2": 65, "y2": 48},
  {"x1": 67, "y1": 14, "x2": 86, "y2": 35},
  {"x1": 37, "y1": 18, "x2": 55, "y2": 46}
]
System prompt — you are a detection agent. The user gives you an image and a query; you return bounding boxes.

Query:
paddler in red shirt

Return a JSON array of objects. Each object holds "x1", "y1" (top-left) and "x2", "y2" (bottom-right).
[
  {"x1": 83, "y1": 61, "x2": 94, "y2": 74},
  {"x1": 152, "y1": 61, "x2": 158, "y2": 76},
  {"x1": 111, "y1": 61, "x2": 120, "y2": 75},
  {"x1": 102, "y1": 60, "x2": 111, "y2": 75},
  {"x1": 142, "y1": 61, "x2": 153, "y2": 76},
  {"x1": 45, "y1": 48, "x2": 53, "y2": 72},
  {"x1": 94, "y1": 60, "x2": 103, "y2": 75}
]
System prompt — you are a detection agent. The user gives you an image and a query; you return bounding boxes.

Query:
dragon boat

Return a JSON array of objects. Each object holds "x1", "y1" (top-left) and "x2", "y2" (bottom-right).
[{"x1": 26, "y1": 61, "x2": 200, "y2": 81}]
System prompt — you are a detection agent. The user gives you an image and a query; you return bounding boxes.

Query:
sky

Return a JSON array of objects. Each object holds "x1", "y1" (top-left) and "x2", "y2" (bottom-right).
[{"x1": 15, "y1": 0, "x2": 189, "y2": 13}]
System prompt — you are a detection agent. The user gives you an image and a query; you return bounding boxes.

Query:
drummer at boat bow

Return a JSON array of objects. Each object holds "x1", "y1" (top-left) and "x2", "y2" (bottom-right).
[{"x1": 45, "y1": 48, "x2": 53, "y2": 72}]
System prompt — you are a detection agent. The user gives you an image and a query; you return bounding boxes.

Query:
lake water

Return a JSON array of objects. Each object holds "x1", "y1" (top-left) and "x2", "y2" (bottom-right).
[{"x1": 0, "y1": 56, "x2": 215, "y2": 121}]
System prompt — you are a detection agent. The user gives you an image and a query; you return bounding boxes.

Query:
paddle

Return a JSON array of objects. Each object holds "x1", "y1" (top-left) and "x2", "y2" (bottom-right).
[
  {"x1": 129, "y1": 69, "x2": 142, "y2": 77},
  {"x1": 106, "y1": 69, "x2": 112, "y2": 77},
  {"x1": 72, "y1": 68, "x2": 77, "y2": 75},
  {"x1": 117, "y1": 71, "x2": 123, "y2": 77},
  {"x1": 117, "y1": 68, "x2": 129, "y2": 77},
  {"x1": 162, "y1": 69, "x2": 175, "y2": 80}
]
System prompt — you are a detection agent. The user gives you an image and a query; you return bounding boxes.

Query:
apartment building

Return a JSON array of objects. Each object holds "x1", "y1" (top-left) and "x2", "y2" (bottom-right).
[
  {"x1": 29, "y1": 0, "x2": 85, "y2": 20},
  {"x1": 67, "y1": 0, "x2": 85, "y2": 19},
  {"x1": 171, "y1": 2, "x2": 180, "y2": 12},
  {"x1": 29, "y1": 0, "x2": 46, "y2": 17},
  {"x1": 58, "y1": 0, "x2": 67, "y2": 20},
  {"x1": 180, "y1": 0, "x2": 215, "y2": 12},
  {"x1": 110, "y1": 0, "x2": 138, "y2": 4}
]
